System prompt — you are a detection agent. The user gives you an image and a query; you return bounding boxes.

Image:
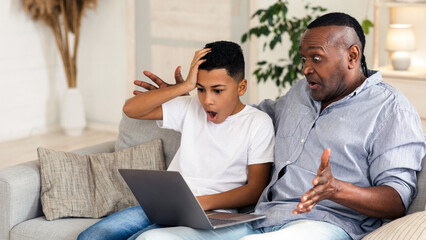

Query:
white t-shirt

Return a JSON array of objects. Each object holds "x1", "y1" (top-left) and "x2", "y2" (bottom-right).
[{"x1": 158, "y1": 95, "x2": 275, "y2": 197}]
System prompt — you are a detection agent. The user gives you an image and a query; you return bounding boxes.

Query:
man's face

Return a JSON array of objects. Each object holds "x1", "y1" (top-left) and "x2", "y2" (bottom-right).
[
  {"x1": 299, "y1": 26, "x2": 353, "y2": 106},
  {"x1": 197, "y1": 69, "x2": 246, "y2": 124}
]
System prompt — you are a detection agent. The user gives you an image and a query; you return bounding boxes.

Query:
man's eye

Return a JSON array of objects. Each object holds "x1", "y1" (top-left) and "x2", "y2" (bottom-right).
[
  {"x1": 313, "y1": 56, "x2": 320, "y2": 62},
  {"x1": 197, "y1": 88, "x2": 204, "y2": 92},
  {"x1": 301, "y1": 57, "x2": 306, "y2": 63},
  {"x1": 214, "y1": 89, "x2": 223, "y2": 94}
]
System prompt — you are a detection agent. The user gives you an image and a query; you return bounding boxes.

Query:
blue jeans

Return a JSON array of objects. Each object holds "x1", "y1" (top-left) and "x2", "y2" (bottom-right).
[
  {"x1": 77, "y1": 205, "x2": 159, "y2": 240},
  {"x1": 135, "y1": 220, "x2": 352, "y2": 240},
  {"x1": 78, "y1": 205, "x2": 352, "y2": 240}
]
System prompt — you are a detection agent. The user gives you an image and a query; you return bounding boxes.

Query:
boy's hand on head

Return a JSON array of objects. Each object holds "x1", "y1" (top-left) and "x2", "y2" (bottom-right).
[{"x1": 184, "y1": 48, "x2": 211, "y2": 91}]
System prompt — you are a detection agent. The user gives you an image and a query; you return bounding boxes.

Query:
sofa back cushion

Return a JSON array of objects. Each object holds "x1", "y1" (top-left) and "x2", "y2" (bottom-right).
[
  {"x1": 407, "y1": 137, "x2": 426, "y2": 214},
  {"x1": 115, "y1": 113, "x2": 181, "y2": 167}
]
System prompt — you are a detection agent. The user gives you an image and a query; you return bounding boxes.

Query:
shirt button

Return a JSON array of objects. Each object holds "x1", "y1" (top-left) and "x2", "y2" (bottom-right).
[
  {"x1": 301, "y1": 139, "x2": 305, "y2": 143},
  {"x1": 286, "y1": 160, "x2": 292, "y2": 164}
]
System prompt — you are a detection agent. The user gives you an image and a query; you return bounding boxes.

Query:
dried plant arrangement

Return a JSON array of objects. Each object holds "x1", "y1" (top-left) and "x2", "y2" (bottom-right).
[{"x1": 22, "y1": 0, "x2": 97, "y2": 88}]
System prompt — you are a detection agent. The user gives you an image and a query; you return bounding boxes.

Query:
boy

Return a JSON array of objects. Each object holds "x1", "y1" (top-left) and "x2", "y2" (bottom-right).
[{"x1": 78, "y1": 41, "x2": 275, "y2": 240}]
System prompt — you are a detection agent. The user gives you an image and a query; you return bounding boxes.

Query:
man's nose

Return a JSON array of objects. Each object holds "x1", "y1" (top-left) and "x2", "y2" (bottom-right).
[{"x1": 302, "y1": 62, "x2": 314, "y2": 76}]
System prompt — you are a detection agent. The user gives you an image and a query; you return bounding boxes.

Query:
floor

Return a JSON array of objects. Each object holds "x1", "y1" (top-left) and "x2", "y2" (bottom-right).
[{"x1": 0, "y1": 129, "x2": 118, "y2": 169}]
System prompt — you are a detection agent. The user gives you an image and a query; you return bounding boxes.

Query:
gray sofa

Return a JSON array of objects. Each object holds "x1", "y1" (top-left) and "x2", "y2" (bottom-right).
[{"x1": 0, "y1": 115, "x2": 425, "y2": 240}]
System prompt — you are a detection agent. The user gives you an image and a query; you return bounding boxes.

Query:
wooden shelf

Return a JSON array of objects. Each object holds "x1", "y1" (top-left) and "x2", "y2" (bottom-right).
[
  {"x1": 378, "y1": 65, "x2": 426, "y2": 81},
  {"x1": 375, "y1": 0, "x2": 426, "y2": 8}
]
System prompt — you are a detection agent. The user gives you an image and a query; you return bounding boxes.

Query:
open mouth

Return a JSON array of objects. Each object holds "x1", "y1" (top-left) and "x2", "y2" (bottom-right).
[
  {"x1": 307, "y1": 79, "x2": 318, "y2": 89},
  {"x1": 206, "y1": 111, "x2": 218, "y2": 122}
]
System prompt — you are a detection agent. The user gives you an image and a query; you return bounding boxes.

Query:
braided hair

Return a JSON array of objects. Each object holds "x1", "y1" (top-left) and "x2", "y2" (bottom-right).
[{"x1": 307, "y1": 12, "x2": 369, "y2": 78}]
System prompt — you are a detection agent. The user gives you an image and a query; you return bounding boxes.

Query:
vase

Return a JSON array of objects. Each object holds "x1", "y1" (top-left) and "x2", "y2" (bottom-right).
[{"x1": 60, "y1": 88, "x2": 87, "y2": 136}]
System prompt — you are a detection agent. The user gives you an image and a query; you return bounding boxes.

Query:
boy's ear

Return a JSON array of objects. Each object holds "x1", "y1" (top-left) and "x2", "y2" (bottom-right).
[{"x1": 238, "y1": 79, "x2": 247, "y2": 96}]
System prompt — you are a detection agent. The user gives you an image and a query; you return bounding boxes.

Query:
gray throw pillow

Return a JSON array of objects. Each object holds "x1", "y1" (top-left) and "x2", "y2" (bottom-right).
[{"x1": 39, "y1": 138, "x2": 164, "y2": 221}]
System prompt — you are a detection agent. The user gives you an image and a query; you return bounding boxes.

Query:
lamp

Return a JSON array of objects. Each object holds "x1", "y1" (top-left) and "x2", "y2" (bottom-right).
[{"x1": 386, "y1": 24, "x2": 416, "y2": 71}]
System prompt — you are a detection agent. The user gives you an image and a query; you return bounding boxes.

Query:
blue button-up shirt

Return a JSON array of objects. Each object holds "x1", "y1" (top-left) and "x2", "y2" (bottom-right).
[{"x1": 253, "y1": 71, "x2": 425, "y2": 240}]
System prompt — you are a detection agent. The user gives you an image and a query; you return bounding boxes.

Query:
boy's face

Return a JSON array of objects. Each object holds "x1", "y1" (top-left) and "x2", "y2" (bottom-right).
[{"x1": 196, "y1": 69, "x2": 246, "y2": 124}]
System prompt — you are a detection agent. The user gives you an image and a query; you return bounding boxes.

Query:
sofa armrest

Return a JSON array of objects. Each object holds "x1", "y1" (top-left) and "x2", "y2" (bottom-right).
[
  {"x1": 0, "y1": 140, "x2": 116, "y2": 240},
  {"x1": 0, "y1": 160, "x2": 43, "y2": 240}
]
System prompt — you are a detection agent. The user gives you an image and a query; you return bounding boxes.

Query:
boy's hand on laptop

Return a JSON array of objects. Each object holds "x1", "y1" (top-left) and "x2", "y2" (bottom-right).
[
  {"x1": 133, "y1": 66, "x2": 185, "y2": 95},
  {"x1": 183, "y1": 48, "x2": 211, "y2": 92}
]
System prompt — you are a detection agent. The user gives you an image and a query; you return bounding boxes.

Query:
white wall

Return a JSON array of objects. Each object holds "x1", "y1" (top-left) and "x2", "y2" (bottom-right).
[
  {"x1": 134, "y1": 0, "x2": 250, "y2": 102},
  {"x1": 78, "y1": 0, "x2": 131, "y2": 129},
  {"x1": 3, "y1": 0, "x2": 421, "y2": 142},
  {"x1": 0, "y1": 0, "x2": 130, "y2": 142},
  {"x1": 0, "y1": 1, "x2": 65, "y2": 141},
  {"x1": 0, "y1": 0, "x2": 247, "y2": 142}
]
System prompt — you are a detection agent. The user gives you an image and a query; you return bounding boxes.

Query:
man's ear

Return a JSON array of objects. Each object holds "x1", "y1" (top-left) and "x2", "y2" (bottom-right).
[
  {"x1": 238, "y1": 79, "x2": 247, "y2": 96},
  {"x1": 348, "y1": 44, "x2": 361, "y2": 70}
]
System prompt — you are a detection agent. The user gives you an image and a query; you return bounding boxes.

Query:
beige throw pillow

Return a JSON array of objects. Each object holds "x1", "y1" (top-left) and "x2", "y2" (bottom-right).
[
  {"x1": 363, "y1": 211, "x2": 426, "y2": 240},
  {"x1": 39, "y1": 139, "x2": 165, "y2": 221}
]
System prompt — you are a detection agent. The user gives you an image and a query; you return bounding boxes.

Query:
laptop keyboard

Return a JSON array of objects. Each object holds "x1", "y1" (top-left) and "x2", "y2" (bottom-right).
[{"x1": 209, "y1": 218, "x2": 240, "y2": 226}]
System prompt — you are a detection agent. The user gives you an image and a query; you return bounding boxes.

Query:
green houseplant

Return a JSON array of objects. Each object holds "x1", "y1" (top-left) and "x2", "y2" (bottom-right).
[{"x1": 242, "y1": 0, "x2": 373, "y2": 97}]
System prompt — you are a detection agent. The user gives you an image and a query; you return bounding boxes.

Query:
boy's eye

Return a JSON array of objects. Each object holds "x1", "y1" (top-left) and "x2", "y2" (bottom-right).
[
  {"x1": 197, "y1": 88, "x2": 205, "y2": 92},
  {"x1": 214, "y1": 89, "x2": 223, "y2": 94}
]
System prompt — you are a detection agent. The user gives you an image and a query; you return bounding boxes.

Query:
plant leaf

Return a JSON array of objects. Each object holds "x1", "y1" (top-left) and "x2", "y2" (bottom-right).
[
  {"x1": 241, "y1": 33, "x2": 248, "y2": 43},
  {"x1": 361, "y1": 19, "x2": 374, "y2": 34}
]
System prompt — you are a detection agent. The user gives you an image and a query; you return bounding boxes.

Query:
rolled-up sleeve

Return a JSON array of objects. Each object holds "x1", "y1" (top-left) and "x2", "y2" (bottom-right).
[{"x1": 369, "y1": 107, "x2": 425, "y2": 210}]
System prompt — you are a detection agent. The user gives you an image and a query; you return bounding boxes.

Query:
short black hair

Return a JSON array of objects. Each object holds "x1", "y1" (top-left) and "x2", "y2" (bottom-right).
[
  {"x1": 199, "y1": 41, "x2": 245, "y2": 82},
  {"x1": 307, "y1": 12, "x2": 369, "y2": 77}
]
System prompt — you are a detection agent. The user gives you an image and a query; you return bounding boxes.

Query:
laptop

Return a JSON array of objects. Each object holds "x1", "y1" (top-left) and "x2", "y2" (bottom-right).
[{"x1": 119, "y1": 169, "x2": 266, "y2": 230}]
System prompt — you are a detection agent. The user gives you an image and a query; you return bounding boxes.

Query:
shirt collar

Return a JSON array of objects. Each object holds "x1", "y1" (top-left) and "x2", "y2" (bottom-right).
[
  {"x1": 330, "y1": 70, "x2": 382, "y2": 101},
  {"x1": 351, "y1": 70, "x2": 382, "y2": 97}
]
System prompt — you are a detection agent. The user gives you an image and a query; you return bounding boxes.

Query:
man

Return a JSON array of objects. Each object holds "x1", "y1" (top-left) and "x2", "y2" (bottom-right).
[{"x1": 133, "y1": 12, "x2": 425, "y2": 240}]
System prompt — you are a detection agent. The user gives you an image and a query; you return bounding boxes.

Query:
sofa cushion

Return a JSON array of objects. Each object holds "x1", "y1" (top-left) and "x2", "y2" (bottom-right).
[
  {"x1": 407, "y1": 148, "x2": 426, "y2": 214},
  {"x1": 39, "y1": 139, "x2": 165, "y2": 220},
  {"x1": 115, "y1": 113, "x2": 181, "y2": 167},
  {"x1": 10, "y1": 217, "x2": 100, "y2": 240},
  {"x1": 362, "y1": 210, "x2": 426, "y2": 240}
]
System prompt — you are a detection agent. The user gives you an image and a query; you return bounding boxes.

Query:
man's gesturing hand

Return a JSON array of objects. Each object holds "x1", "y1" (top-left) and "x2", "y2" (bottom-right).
[
  {"x1": 133, "y1": 66, "x2": 184, "y2": 95},
  {"x1": 293, "y1": 148, "x2": 341, "y2": 214}
]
